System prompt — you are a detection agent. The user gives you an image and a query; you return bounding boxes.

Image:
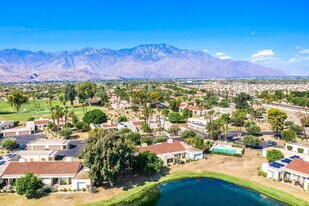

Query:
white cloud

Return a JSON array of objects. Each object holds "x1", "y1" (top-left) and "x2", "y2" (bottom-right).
[
  {"x1": 251, "y1": 50, "x2": 277, "y2": 63},
  {"x1": 299, "y1": 49, "x2": 309, "y2": 54},
  {"x1": 215, "y1": 52, "x2": 231, "y2": 60},
  {"x1": 295, "y1": 46, "x2": 300, "y2": 50},
  {"x1": 287, "y1": 58, "x2": 298, "y2": 63},
  {"x1": 203, "y1": 49, "x2": 208, "y2": 53},
  {"x1": 219, "y1": 55, "x2": 231, "y2": 60},
  {"x1": 216, "y1": 52, "x2": 224, "y2": 56}
]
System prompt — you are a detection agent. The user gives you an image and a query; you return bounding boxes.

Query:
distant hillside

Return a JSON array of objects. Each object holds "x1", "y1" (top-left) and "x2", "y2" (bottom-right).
[{"x1": 0, "y1": 44, "x2": 285, "y2": 82}]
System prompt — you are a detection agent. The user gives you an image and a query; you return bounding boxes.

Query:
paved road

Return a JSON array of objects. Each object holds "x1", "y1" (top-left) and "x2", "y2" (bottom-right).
[{"x1": 0, "y1": 134, "x2": 46, "y2": 145}]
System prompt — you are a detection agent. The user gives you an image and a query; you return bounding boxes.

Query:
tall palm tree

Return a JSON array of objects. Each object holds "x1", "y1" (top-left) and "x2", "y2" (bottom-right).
[{"x1": 53, "y1": 105, "x2": 64, "y2": 131}]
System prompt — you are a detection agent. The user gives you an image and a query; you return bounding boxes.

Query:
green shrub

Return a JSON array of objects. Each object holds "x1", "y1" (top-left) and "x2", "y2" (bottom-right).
[
  {"x1": 83, "y1": 109, "x2": 107, "y2": 124},
  {"x1": 27, "y1": 117, "x2": 35, "y2": 121},
  {"x1": 14, "y1": 121, "x2": 19, "y2": 126},
  {"x1": 297, "y1": 148, "x2": 304, "y2": 153},
  {"x1": 1, "y1": 138, "x2": 17, "y2": 150},
  {"x1": 287, "y1": 145, "x2": 293, "y2": 151},
  {"x1": 258, "y1": 171, "x2": 267, "y2": 177},
  {"x1": 266, "y1": 149, "x2": 284, "y2": 162},
  {"x1": 117, "y1": 115, "x2": 127, "y2": 122},
  {"x1": 154, "y1": 136, "x2": 167, "y2": 143}
]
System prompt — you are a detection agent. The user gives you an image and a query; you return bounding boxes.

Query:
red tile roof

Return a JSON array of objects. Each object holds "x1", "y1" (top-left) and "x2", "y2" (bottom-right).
[
  {"x1": 2, "y1": 161, "x2": 81, "y2": 176},
  {"x1": 185, "y1": 106, "x2": 203, "y2": 111},
  {"x1": 34, "y1": 120, "x2": 50, "y2": 125},
  {"x1": 138, "y1": 141, "x2": 185, "y2": 154},
  {"x1": 286, "y1": 159, "x2": 309, "y2": 175},
  {"x1": 102, "y1": 123, "x2": 118, "y2": 128},
  {"x1": 132, "y1": 121, "x2": 143, "y2": 126}
]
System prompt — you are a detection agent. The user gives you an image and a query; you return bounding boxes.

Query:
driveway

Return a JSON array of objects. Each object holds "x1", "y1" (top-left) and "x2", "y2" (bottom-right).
[
  {"x1": 0, "y1": 133, "x2": 46, "y2": 145},
  {"x1": 56, "y1": 140, "x2": 85, "y2": 158}
]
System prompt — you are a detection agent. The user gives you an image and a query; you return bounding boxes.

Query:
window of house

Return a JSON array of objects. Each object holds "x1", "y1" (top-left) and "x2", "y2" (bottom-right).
[{"x1": 167, "y1": 158, "x2": 173, "y2": 163}]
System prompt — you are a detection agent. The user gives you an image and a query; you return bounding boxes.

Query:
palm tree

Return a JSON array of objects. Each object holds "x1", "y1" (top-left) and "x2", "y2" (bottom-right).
[
  {"x1": 221, "y1": 114, "x2": 230, "y2": 141},
  {"x1": 53, "y1": 105, "x2": 64, "y2": 131}
]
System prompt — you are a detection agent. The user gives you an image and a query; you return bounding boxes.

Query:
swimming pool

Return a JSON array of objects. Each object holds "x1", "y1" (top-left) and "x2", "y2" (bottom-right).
[{"x1": 212, "y1": 148, "x2": 238, "y2": 154}]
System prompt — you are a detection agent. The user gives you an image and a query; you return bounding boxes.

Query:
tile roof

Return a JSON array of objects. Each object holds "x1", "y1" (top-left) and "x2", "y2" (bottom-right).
[
  {"x1": 2, "y1": 161, "x2": 81, "y2": 176},
  {"x1": 34, "y1": 120, "x2": 50, "y2": 125},
  {"x1": 132, "y1": 121, "x2": 143, "y2": 126},
  {"x1": 285, "y1": 158, "x2": 309, "y2": 175},
  {"x1": 185, "y1": 106, "x2": 203, "y2": 111},
  {"x1": 138, "y1": 140, "x2": 186, "y2": 155},
  {"x1": 102, "y1": 123, "x2": 118, "y2": 128}
]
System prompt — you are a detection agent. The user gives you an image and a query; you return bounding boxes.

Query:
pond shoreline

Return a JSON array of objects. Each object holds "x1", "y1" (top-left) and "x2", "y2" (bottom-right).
[{"x1": 86, "y1": 171, "x2": 309, "y2": 206}]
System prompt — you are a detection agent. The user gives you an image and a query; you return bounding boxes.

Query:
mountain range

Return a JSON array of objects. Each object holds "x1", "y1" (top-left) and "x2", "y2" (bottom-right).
[{"x1": 0, "y1": 44, "x2": 285, "y2": 82}]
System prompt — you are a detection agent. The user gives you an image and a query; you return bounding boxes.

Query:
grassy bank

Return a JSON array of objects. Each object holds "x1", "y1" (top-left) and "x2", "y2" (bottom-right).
[
  {"x1": 85, "y1": 171, "x2": 309, "y2": 206},
  {"x1": 0, "y1": 100, "x2": 102, "y2": 122}
]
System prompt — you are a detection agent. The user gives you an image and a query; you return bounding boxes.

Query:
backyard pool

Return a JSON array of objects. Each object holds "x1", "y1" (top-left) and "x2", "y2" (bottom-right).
[{"x1": 212, "y1": 147, "x2": 238, "y2": 154}]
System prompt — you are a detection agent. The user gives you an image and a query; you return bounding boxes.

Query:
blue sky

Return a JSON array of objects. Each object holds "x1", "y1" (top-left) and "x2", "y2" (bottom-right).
[{"x1": 0, "y1": 0, "x2": 309, "y2": 75}]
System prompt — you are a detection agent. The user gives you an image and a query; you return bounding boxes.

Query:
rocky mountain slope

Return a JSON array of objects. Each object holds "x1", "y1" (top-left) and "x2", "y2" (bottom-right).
[{"x1": 0, "y1": 44, "x2": 285, "y2": 82}]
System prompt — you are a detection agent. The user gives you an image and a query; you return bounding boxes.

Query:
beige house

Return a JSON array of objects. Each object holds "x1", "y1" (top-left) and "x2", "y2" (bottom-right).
[
  {"x1": 0, "y1": 121, "x2": 14, "y2": 130},
  {"x1": 285, "y1": 142, "x2": 309, "y2": 155},
  {"x1": 138, "y1": 139, "x2": 203, "y2": 165},
  {"x1": 16, "y1": 150, "x2": 58, "y2": 161},
  {"x1": 27, "y1": 139, "x2": 70, "y2": 150},
  {"x1": 1, "y1": 127, "x2": 33, "y2": 137},
  {"x1": 1, "y1": 161, "x2": 91, "y2": 190}
]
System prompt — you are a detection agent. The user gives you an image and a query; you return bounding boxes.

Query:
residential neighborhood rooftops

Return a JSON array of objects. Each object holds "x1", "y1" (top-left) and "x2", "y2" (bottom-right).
[
  {"x1": 2, "y1": 161, "x2": 81, "y2": 176},
  {"x1": 188, "y1": 122, "x2": 205, "y2": 127},
  {"x1": 138, "y1": 140, "x2": 185, "y2": 155},
  {"x1": 285, "y1": 158, "x2": 309, "y2": 175},
  {"x1": 185, "y1": 106, "x2": 204, "y2": 111},
  {"x1": 34, "y1": 119, "x2": 50, "y2": 125},
  {"x1": 27, "y1": 139, "x2": 70, "y2": 146},
  {"x1": 17, "y1": 150, "x2": 57, "y2": 156}
]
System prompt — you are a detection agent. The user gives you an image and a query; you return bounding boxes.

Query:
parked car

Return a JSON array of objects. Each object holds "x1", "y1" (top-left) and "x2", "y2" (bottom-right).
[
  {"x1": 18, "y1": 144, "x2": 27, "y2": 150},
  {"x1": 0, "y1": 161, "x2": 5, "y2": 165},
  {"x1": 267, "y1": 140, "x2": 277, "y2": 146},
  {"x1": 252, "y1": 145, "x2": 263, "y2": 149},
  {"x1": 273, "y1": 134, "x2": 281, "y2": 139}
]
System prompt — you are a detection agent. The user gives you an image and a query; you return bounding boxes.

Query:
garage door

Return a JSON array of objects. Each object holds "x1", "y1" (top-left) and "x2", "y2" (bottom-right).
[
  {"x1": 5, "y1": 132, "x2": 16, "y2": 137},
  {"x1": 19, "y1": 131, "x2": 30, "y2": 135},
  {"x1": 77, "y1": 182, "x2": 86, "y2": 189},
  {"x1": 194, "y1": 153, "x2": 202, "y2": 160}
]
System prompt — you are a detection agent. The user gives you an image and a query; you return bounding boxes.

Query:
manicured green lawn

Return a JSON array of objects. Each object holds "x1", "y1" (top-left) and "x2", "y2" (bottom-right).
[
  {"x1": 85, "y1": 171, "x2": 309, "y2": 206},
  {"x1": 0, "y1": 100, "x2": 103, "y2": 123}
]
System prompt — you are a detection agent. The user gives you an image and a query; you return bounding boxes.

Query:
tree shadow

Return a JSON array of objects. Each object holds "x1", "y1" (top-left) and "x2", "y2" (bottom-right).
[
  {"x1": 112, "y1": 166, "x2": 171, "y2": 191},
  {"x1": 0, "y1": 112, "x2": 15, "y2": 115}
]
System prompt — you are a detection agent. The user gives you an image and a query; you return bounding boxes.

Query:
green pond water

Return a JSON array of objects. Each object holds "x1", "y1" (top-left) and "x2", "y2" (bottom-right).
[{"x1": 154, "y1": 178, "x2": 287, "y2": 206}]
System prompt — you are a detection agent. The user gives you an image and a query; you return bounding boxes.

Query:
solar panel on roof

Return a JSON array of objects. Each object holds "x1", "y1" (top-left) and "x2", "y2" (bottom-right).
[
  {"x1": 290, "y1": 155, "x2": 300, "y2": 159},
  {"x1": 281, "y1": 159, "x2": 292, "y2": 163},
  {"x1": 270, "y1": 162, "x2": 285, "y2": 169}
]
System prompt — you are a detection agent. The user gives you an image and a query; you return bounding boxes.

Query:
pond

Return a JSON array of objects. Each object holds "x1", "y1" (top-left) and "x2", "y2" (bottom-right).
[{"x1": 155, "y1": 178, "x2": 287, "y2": 206}]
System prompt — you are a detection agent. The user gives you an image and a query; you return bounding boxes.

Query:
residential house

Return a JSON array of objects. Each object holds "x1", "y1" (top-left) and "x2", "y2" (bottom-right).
[
  {"x1": 1, "y1": 161, "x2": 91, "y2": 190},
  {"x1": 26, "y1": 119, "x2": 50, "y2": 131},
  {"x1": 0, "y1": 121, "x2": 14, "y2": 130},
  {"x1": 16, "y1": 150, "x2": 58, "y2": 162},
  {"x1": 285, "y1": 143, "x2": 309, "y2": 155},
  {"x1": 27, "y1": 139, "x2": 70, "y2": 150},
  {"x1": 1, "y1": 127, "x2": 33, "y2": 137},
  {"x1": 101, "y1": 120, "x2": 128, "y2": 131},
  {"x1": 138, "y1": 139, "x2": 203, "y2": 165},
  {"x1": 261, "y1": 156, "x2": 309, "y2": 191},
  {"x1": 187, "y1": 122, "x2": 206, "y2": 133},
  {"x1": 179, "y1": 103, "x2": 207, "y2": 116}
]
